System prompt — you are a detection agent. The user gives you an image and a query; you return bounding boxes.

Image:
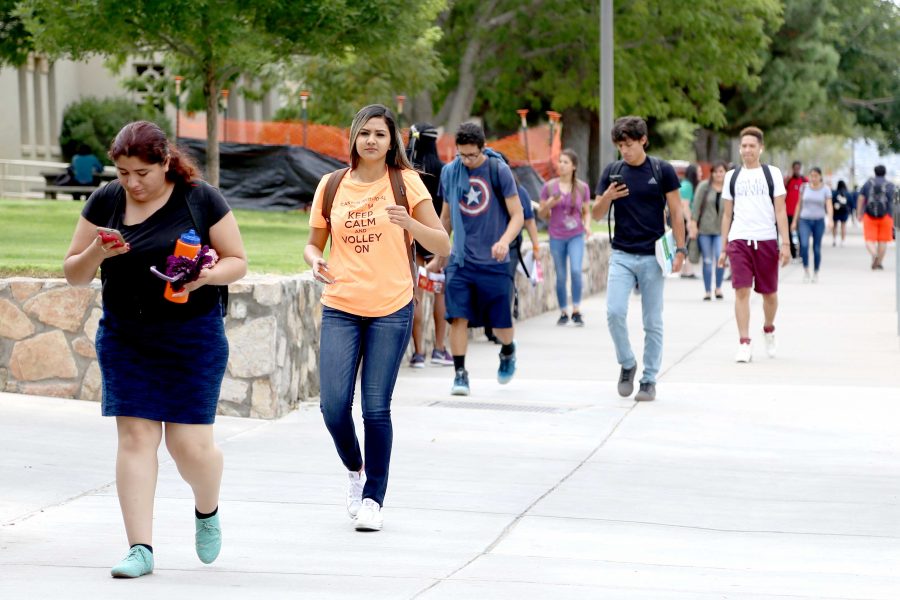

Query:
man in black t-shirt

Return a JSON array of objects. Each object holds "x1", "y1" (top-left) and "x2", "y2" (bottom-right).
[{"x1": 592, "y1": 116, "x2": 686, "y2": 402}]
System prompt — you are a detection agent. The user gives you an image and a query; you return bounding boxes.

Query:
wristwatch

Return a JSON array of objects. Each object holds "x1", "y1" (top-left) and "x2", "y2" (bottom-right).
[{"x1": 675, "y1": 247, "x2": 687, "y2": 256}]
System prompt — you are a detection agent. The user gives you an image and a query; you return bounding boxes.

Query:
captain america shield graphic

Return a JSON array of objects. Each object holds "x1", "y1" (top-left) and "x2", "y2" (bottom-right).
[{"x1": 459, "y1": 177, "x2": 492, "y2": 216}]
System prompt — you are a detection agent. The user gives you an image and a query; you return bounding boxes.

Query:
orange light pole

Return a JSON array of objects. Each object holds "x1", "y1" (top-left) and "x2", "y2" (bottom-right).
[
  {"x1": 221, "y1": 89, "x2": 230, "y2": 142},
  {"x1": 547, "y1": 110, "x2": 561, "y2": 146},
  {"x1": 299, "y1": 90, "x2": 310, "y2": 147},
  {"x1": 396, "y1": 95, "x2": 406, "y2": 128},
  {"x1": 174, "y1": 76, "x2": 183, "y2": 139},
  {"x1": 517, "y1": 109, "x2": 530, "y2": 164}
]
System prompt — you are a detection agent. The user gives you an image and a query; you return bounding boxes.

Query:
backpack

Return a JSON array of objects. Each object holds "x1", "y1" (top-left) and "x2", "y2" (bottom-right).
[
  {"x1": 320, "y1": 166, "x2": 417, "y2": 287},
  {"x1": 728, "y1": 164, "x2": 775, "y2": 203},
  {"x1": 727, "y1": 164, "x2": 775, "y2": 233},
  {"x1": 607, "y1": 156, "x2": 666, "y2": 242},
  {"x1": 864, "y1": 180, "x2": 893, "y2": 218}
]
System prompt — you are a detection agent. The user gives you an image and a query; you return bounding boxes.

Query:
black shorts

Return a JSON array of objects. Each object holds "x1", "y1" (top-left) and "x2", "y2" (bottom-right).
[{"x1": 444, "y1": 261, "x2": 513, "y2": 328}]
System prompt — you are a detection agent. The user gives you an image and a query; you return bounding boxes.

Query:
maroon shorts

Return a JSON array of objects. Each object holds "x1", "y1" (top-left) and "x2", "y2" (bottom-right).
[{"x1": 727, "y1": 239, "x2": 779, "y2": 294}]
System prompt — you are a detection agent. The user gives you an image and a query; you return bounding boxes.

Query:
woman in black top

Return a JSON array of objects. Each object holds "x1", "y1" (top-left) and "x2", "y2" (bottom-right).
[
  {"x1": 64, "y1": 121, "x2": 247, "y2": 578},
  {"x1": 406, "y1": 123, "x2": 452, "y2": 367},
  {"x1": 832, "y1": 180, "x2": 850, "y2": 246}
]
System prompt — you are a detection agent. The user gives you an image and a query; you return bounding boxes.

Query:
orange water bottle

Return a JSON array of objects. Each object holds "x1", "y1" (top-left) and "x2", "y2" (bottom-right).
[{"x1": 163, "y1": 229, "x2": 201, "y2": 303}]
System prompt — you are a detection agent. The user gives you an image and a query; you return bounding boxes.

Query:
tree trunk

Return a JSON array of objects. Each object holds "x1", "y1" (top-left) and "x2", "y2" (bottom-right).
[
  {"x1": 408, "y1": 91, "x2": 434, "y2": 126},
  {"x1": 693, "y1": 128, "x2": 721, "y2": 163},
  {"x1": 442, "y1": 36, "x2": 482, "y2": 134},
  {"x1": 561, "y1": 107, "x2": 591, "y2": 183},
  {"x1": 204, "y1": 66, "x2": 220, "y2": 187},
  {"x1": 434, "y1": 0, "x2": 499, "y2": 133},
  {"x1": 561, "y1": 107, "x2": 602, "y2": 189}
]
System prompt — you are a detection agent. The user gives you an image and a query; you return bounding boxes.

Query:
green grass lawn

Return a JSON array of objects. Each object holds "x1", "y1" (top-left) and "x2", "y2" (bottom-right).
[
  {"x1": 0, "y1": 198, "x2": 312, "y2": 277},
  {"x1": 0, "y1": 197, "x2": 609, "y2": 278}
]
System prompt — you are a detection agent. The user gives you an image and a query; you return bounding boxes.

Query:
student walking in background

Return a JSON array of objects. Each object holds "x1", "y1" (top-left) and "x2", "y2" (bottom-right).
[
  {"x1": 592, "y1": 116, "x2": 686, "y2": 402},
  {"x1": 831, "y1": 180, "x2": 850, "y2": 246},
  {"x1": 63, "y1": 121, "x2": 247, "y2": 578},
  {"x1": 791, "y1": 167, "x2": 833, "y2": 283},
  {"x1": 690, "y1": 161, "x2": 728, "y2": 300},
  {"x1": 784, "y1": 161, "x2": 807, "y2": 260},
  {"x1": 857, "y1": 165, "x2": 896, "y2": 271},
  {"x1": 538, "y1": 149, "x2": 591, "y2": 326},
  {"x1": 679, "y1": 163, "x2": 700, "y2": 279},
  {"x1": 305, "y1": 105, "x2": 450, "y2": 531},
  {"x1": 718, "y1": 126, "x2": 790, "y2": 363},
  {"x1": 406, "y1": 123, "x2": 452, "y2": 368}
]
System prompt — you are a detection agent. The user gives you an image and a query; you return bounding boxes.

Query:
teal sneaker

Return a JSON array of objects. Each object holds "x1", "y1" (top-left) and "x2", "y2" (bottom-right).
[
  {"x1": 451, "y1": 368, "x2": 470, "y2": 396},
  {"x1": 110, "y1": 545, "x2": 153, "y2": 578},
  {"x1": 497, "y1": 344, "x2": 516, "y2": 384},
  {"x1": 195, "y1": 513, "x2": 222, "y2": 564}
]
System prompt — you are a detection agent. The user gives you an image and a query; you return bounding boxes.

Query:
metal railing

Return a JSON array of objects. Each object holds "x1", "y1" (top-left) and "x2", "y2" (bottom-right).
[
  {"x1": 0, "y1": 158, "x2": 68, "y2": 198},
  {"x1": 0, "y1": 159, "x2": 116, "y2": 199}
]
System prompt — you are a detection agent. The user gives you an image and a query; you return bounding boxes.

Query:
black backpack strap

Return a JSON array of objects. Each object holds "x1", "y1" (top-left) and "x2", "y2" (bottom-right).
[
  {"x1": 184, "y1": 181, "x2": 229, "y2": 316},
  {"x1": 729, "y1": 165, "x2": 742, "y2": 200},
  {"x1": 607, "y1": 160, "x2": 625, "y2": 243},
  {"x1": 488, "y1": 157, "x2": 522, "y2": 249},
  {"x1": 387, "y1": 167, "x2": 417, "y2": 289},
  {"x1": 761, "y1": 163, "x2": 775, "y2": 202},
  {"x1": 321, "y1": 167, "x2": 351, "y2": 230}
]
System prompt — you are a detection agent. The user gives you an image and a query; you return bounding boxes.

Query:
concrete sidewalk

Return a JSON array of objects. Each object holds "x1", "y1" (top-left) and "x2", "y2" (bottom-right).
[{"x1": 2, "y1": 227, "x2": 898, "y2": 599}]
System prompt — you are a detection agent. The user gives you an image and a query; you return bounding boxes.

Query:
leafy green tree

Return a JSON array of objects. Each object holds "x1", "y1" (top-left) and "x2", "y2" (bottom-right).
[
  {"x1": 59, "y1": 97, "x2": 170, "y2": 163},
  {"x1": 827, "y1": 0, "x2": 900, "y2": 152},
  {"x1": 434, "y1": 0, "x2": 781, "y2": 182},
  {"x1": 0, "y1": 0, "x2": 31, "y2": 66},
  {"x1": 719, "y1": 0, "x2": 841, "y2": 149},
  {"x1": 17, "y1": 0, "x2": 444, "y2": 185},
  {"x1": 274, "y1": 0, "x2": 445, "y2": 127}
]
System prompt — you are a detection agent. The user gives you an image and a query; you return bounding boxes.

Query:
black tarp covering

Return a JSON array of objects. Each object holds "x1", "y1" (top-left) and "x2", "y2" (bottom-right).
[
  {"x1": 179, "y1": 139, "x2": 346, "y2": 210},
  {"x1": 179, "y1": 139, "x2": 546, "y2": 212}
]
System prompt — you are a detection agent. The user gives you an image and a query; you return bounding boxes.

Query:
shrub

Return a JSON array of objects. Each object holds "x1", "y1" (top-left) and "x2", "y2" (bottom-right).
[{"x1": 59, "y1": 97, "x2": 171, "y2": 164}]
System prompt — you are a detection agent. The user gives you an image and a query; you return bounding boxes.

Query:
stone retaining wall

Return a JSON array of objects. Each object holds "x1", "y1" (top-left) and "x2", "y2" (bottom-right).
[{"x1": 0, "y1": 236, "x2": 609, "y2": 418}]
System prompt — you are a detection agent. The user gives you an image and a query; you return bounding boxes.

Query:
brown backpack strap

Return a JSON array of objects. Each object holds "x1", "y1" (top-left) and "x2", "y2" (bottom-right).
[
  {"x1": 321, "y1": 167, "x2": 351, "y2": 230},
  {"x1": 388, "y1": 167, "x2": 417, "y2": 287}
]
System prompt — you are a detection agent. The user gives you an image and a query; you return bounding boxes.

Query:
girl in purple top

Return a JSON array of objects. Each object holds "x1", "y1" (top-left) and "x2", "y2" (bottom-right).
[{"x1": 538, "y1": 149, "x2": 591, "y2": 326}]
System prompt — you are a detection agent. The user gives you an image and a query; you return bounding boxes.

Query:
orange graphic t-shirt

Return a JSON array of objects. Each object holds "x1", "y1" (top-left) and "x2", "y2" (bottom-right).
[{"x1": 309, "y1": 168, "x2": 429, "y2": 317}]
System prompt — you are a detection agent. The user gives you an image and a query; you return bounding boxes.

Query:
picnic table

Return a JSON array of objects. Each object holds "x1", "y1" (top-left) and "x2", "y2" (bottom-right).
[{"x1": 37, "y1": 168, "x2": 117, "y2": 200}]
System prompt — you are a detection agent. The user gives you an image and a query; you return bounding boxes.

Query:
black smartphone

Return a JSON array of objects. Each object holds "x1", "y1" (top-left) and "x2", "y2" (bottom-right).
[{"x1": 609, "y1": 174, "x2": 625, "y2": 188}]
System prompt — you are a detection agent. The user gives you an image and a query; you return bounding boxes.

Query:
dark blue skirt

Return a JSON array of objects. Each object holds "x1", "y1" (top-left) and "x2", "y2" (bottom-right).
[{"x1": 95, "y1": 307, "x2": 228, "y2": 424}]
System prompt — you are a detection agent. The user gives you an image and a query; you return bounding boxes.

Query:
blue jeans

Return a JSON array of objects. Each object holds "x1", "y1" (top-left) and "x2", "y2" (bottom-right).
[
  {"x1": 549, "y1": 234, "x2": 585, "y2": 310},
  {"x1": 606, "y1": 250, "x2": 665, "y2": 384},
  {"x1": 319, "y1": 301, "x2": 413, "y2": 507},
  {"x1": 798, "y1": 218, "x2": 825, "y2": 271},
  {"x1": 697, "y1": 234, "x2": 724, "y2": 293}
]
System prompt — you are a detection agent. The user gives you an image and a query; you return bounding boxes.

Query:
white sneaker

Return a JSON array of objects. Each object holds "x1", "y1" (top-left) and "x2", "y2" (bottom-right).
[
  {"x1": 764, "y1": 332, "x2": 777, "y2": 358},
  {"x1": 802, "y1": 271, "x2": 810, "y2": 283},
  {"x1": 346, "y1": 470, "x2": 366, "y2": 518},
  {"x1": 354, "y1": 498, "x2": 383, "y2": 531},
  {"x1": 735, "y1": 342, "x2": 752, "y2": 363},
  {"x1": 812, "y1": 272, "x2": 819, "y2": 283}
]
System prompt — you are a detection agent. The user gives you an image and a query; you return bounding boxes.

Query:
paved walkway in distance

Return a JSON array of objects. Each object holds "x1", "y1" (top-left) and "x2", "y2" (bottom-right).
[{"x1": 2, "y1": 226, "x2": 898, "y2": 599}]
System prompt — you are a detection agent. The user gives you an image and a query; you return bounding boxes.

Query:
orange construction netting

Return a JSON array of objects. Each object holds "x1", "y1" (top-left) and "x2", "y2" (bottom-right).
[{"x1": 177, "y1": 114, "x2": 562, "y2": 180}]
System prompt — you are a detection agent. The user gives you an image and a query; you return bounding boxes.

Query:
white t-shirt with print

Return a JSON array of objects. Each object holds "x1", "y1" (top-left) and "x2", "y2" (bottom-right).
[{"x1": 722, "y1": 165, "x2": 786, "y2": 242}]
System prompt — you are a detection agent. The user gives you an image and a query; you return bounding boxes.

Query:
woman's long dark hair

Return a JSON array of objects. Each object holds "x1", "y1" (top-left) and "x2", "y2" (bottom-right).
[
  {"x1": 406, "y1": 122, "x2": 443, "y2": 179},
  {"x1": 109, "y1": 120, "x2": 199, "y2": 185},
  {"x1": 348, "y1": 104, "x2": 413, "y2": 170}
]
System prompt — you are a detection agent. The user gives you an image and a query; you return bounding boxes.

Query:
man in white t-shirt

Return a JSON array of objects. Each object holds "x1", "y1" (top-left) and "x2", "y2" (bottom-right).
[{"x1": 718, "y1": 126, "x2": 790, "y2": 363}]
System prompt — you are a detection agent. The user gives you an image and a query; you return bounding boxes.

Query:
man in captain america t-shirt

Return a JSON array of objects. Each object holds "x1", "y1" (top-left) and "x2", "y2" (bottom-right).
[{"x1": 436, "y1": 123, "x2": 524, "y2": 397}]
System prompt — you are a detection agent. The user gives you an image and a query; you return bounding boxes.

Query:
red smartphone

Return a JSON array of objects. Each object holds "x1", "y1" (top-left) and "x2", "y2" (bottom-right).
[{"x1": 97, "y1": 227, "x2": 126, "y2": 248}]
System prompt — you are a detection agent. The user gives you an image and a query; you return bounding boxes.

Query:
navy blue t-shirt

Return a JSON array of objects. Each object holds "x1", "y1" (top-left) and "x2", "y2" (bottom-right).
[
  {"x1": 596, "y1": 157, "x2": 679, "y2": 255},
  {"x1": 441, "y1": 158, "x2": 518, "y2": 265}
]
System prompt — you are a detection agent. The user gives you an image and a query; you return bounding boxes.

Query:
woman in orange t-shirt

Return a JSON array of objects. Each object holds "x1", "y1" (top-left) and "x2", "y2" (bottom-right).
[{"x1": 304, "y1": 104, "x2": 450, "y2": 532}]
